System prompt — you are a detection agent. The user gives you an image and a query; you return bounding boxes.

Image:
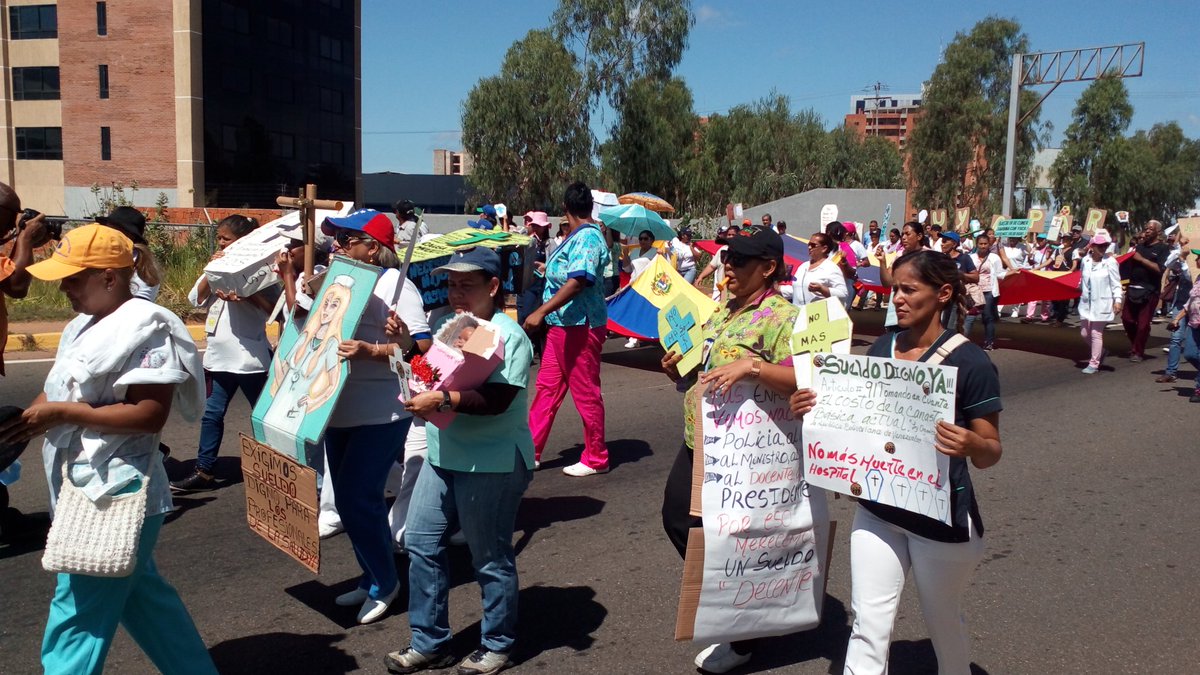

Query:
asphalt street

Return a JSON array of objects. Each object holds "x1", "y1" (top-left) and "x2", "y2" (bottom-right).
[{"x1": 1, "y1": 312, "x2": 1196, "y2": 674}]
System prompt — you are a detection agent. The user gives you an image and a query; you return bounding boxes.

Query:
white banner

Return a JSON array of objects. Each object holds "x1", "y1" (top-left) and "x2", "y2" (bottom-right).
[
  {"x1": 691, "y1": 381, "x2": 830, "y2": 642},
  {"x1": 802, "y1": 353, "x2": 957, "y2": 525}
]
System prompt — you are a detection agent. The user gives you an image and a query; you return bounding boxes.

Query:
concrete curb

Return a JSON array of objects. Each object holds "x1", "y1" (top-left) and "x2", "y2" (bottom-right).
[{"x1": 6, "y1": 324, "x2": 282, "y2": 353}]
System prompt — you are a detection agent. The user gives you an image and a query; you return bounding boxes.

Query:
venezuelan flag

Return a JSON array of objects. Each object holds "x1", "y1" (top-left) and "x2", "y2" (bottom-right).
[{"x1": 606, "y1": 255, "x2": 718, "y2": 340}]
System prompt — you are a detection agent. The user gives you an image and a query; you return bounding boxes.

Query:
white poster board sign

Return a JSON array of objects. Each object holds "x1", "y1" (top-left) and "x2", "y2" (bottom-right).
[
  {"x1": 205, "y1": 203, "x2": 353, "y2": 296},
  {"x1": 681, "y1": 382, "x2": 831, "y2": 642},
  {"x1": 819, "y1": 204, "x2": 838, "y2": 225},
  {"x1": 802, "y1": 353, "x2": 957, "y2": 525}
]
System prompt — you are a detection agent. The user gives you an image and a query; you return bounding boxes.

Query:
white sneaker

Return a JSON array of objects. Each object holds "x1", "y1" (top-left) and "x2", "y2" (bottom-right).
[
  {"x1": 318, "y1": 520, "x2": 344, "y2": 539},
  {"x1": 694, "y1": 643, "x2": 751, "y2": 673},
  {"x1": 357, "y1": 585, "x2": 399, "y2": 624},
  {"x1": 562, "y1": 462, "x2": 609, "y2": 477},
  {"x1": 624, "y1": 338, "x2": 639, "y2": 348},
  {"x1": 533, "y1": 460, "x2": 541, "y2": 470},
  {"x1": 335, "y1": 588, "x2": 369, "y2": 607}
]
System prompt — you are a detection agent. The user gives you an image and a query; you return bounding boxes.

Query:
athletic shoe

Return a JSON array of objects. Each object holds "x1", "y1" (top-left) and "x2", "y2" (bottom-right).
[
  {"x1": 335, "y1": 588, "x2": 369, "y2": 607},
  {"x1": 624, "y1": 338, "x2": 639, "y2": 348},
  {"x1": 982, "y1": 342, "x2": 996, "y2": 351},
  {"x1": 1190, "y1": 389, "x2": 1200, "y2": 403},
  {"x1": 562, "y1": 462, "x2": 610, "y2": 477},
  {"x1": 533, "y1": 460, "x2": 541, "y2": 471},
  {"x1": 358, "y1": 585, "x2": 399, "y2": 624},
  {"x1": 385, "y1": 648, "x2": 456, "y2": 674},
  {"x1": 694, "y1": 643, "x2": 752, "y2": 673},
  {"x1": 319, "y1": 520, "x2": 344, "y2": 539},
  {"x1": 170, "y1": 470, "x2": 214, "y2": 492},
  {"x1": 1130, "y1": 354, "x2": 1144, "y2": 363},
  {"x1": 1081, "y1": 366, "x2": 1098, "y2": 375},
  {"x1": 456, "y1": 649, "x2": 510, "y2": 674},
  {"x1": 1156, "y1": 374, "x2": 1178, "y2": 383}
]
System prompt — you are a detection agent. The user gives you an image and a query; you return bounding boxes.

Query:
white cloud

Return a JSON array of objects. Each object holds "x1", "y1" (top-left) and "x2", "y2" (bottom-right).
[
  {"x1": 696, "y1": 4, "x2": 724, "y2": 24},
  {"x1": 1188, "y1": 113, "x2": 1200, "y2": 128}
]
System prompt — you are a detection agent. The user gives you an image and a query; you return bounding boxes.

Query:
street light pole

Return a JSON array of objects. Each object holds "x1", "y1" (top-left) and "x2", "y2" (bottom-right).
[{"x1": 1000, "y1": 55, "x2": 1023, "y2": 218}]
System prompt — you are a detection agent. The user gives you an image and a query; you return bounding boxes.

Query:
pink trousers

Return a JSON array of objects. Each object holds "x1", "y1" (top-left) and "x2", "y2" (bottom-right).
[
  {"x1": 1080, "y1": 319, "x2": 1105, "y2": 368},
  {"x1": 1025, "y1": 301, "x2": 1049, "y2": 320},
  {"x1": 529, "y1": 325, "x2": 608, "y2": 468}
]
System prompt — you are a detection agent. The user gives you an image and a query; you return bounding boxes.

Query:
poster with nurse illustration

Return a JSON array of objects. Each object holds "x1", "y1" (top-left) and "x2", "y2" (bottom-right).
[{"x1": 251, "y1": 258, "x2": 380, "y2": 463}]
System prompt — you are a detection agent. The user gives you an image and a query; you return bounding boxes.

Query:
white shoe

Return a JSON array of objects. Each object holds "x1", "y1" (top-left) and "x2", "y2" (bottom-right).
[
  {"x1": 318, "y1": 520, "x2": 344, "y2": 539},
  {"x1": 694, "y1": 643, "x2": 751, "y2": 673},
  {"x1": 624, "y1": 338, "x2": 639, "y2": 348},
  {"x1": 357, "y1": 585, "x2": 399, "y2": 624},
  {"x1": 562, "y1": 461, "x2": 609, "y2": 477},
  {"x1": 335, "y1": 588, "x2": 369, "y2": 607},
  {"x1": 533, "y1": 460, "x2": 542, "y2": 470}
]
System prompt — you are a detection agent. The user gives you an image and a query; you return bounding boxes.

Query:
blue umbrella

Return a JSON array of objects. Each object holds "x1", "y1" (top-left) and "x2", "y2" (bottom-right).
[{"x1": 597, "y1": 204, "x2": 676, "y2": 241}]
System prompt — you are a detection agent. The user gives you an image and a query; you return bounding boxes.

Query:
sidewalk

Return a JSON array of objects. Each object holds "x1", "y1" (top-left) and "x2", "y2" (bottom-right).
[{"x1": 4, "y1": 319, "x2": 275, "y2": 357}]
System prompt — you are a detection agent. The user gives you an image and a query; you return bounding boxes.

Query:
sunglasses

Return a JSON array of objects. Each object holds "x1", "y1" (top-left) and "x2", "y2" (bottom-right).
[
  {"x1": 334, "y1": 230, "x2": 364, "y2": 248},
  {"x1": 638, "y1": 236, "x2": 652, "y2": 242},
  {"x1": 719, "y1": 249, "x2": 755, "y2": 268}
]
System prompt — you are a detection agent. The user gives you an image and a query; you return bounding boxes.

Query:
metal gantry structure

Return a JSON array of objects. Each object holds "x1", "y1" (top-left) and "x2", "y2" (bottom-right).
[{"x1": 1000, "y1": 42, "x2": 1145, "y2": 217}]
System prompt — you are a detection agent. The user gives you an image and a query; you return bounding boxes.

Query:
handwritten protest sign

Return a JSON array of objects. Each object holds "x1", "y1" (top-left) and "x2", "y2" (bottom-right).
[
  {"x1": 802, "y1": 353, "x2": 957, "y2": 525},
  {"x1": 954, "y1": 207, "x2": 971, "y2": 233},
  {"x1": 791, "y1": 298, "x2": 852, "y2": 390},
  {"x1": 240, "y1": 435, "x2": 319, "y2": 572},
  {"x1": 676, "y1": 382, "x2": 831, "y2": 642},
  {"x1": 659, "y1": 294, "x2": 706, "y2": 376},
  {"x1": 820, "y1": 204, "x2": 838, "y2": 225},
  {"x1": 994, "y1": 218, "x2": 1032, "y2": 238},
  {"x1": 1084, "y1": 208, "x2": 1107, "y2": 232},
  {"x1": 989, "y1": 214, "x2": 1004, "y2": 231},
  {"x1": 1027, "y1": 208, "x2": 1047, "y2": 234}
]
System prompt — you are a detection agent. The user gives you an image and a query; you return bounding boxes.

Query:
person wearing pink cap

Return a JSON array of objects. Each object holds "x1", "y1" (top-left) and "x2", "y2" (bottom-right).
[{"x1": 1077, "y1": 230, "x2": 1123, "y2": 374}]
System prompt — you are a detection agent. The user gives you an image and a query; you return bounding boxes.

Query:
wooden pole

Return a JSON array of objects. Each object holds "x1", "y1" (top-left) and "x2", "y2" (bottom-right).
[{"x1": 274, "y1": 184, "x2": 343, "y2": 280}]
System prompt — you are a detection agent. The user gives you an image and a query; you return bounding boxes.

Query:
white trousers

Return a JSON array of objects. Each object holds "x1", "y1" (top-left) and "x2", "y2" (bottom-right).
[
  {"x1": 843, "y1": 506, "x2": 985, "y2": 675},
  {"x1": 318, "y1": 446, "x2": 340, "y2": 528},
  {"x1": 386, "y1": 419, "x2": 427, "y2": 547}
]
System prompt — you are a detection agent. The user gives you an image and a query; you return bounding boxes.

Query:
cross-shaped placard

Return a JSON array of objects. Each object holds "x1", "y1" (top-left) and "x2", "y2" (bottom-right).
[
  {"x1": 658, "y1": 294, "x2": 706, "y2": 377},
  {"x1": 451, "y1": 230, "x2": 512, "y2": 247},
  {"x1": 791, "y1": 298, "x2": 853, "y2": 390}
]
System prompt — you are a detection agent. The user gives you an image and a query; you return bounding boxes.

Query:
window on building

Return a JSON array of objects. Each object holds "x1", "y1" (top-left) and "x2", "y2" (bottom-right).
[
  {"x1": 222, "y1": 68, "x2": 251, "y2": 94},
  {"x1": 222, "y1": 125, "x2": 238, "y2": 151},
  {"x1": 9, "y1": 5, "x2": 58, "y2": 39},
  {"x1": 267, "y1": 17, "x2": 292, "y2": 46},
  {"x1": 267, "y1": 78, "x2": 294, "y2": 103},
  {"x1": 319, "y1": 87, "x2": 343, "y2": 114},
  {"x1": 270, "y1": 132, "x2": 295, "y2": 159},
  {"x1": 15, "y1": 127, "x2": 63, "y2": 160},
  {"x1": 319, "y1": 35, "x2": 343, "y2": 62},
  {"x1": 12, "y1": 67, "x2": 60, "y2": 101},
  {"x1": 98, "y1": 65, "x2": 109, "y2": 99},
  {"x1": 101, "y1": 127, "x2": 112, "y2": 160},
  {"x1": 320, "y1": 140, "x2": 343, "y2": 165},
  {"x1": 96, "y1": 2, "x2": 107, "y2": 35},
  {"x1": 219, "y1": 1, "x2": 249, "y2": 34}
]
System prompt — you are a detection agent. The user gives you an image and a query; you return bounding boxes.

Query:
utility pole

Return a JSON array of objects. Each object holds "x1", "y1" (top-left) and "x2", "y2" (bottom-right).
[{"x1": 1000, "y1": 42, "x2": 1144, "y2": 217}]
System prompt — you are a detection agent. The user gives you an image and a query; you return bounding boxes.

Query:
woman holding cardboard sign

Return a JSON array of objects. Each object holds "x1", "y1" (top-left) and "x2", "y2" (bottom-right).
[
  {"x1": 791, "y1": 250, "x2": 1003, "y2": 675},
  {"x1": 386, "y1": 246, "x2": 535, "y2": 675},
  {"x1": 659, "y1": 226, "x2": 801, "y2": 674}
]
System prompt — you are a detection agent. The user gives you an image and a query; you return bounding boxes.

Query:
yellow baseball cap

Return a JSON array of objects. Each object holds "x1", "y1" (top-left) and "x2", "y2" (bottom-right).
[{"x1": 28, "y1": 223, "x2": 134, "y2": 281}]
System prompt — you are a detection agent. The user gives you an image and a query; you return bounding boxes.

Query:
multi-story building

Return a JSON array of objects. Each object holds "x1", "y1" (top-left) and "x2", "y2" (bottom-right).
[
  {"x1": 433, "y1": 149, "x2": 472, "y2": 176},
  {"x1": 844, "y1": 93, "x2": 923, "y2": 150},
  {"x1": 0, "y1": 0, "x2": 361, "y2": 216}
]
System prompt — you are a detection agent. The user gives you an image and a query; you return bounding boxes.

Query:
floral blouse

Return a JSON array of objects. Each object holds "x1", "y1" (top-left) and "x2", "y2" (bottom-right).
[{"x1": 683, "y1": 291, "x2": 799, "y2": 448}]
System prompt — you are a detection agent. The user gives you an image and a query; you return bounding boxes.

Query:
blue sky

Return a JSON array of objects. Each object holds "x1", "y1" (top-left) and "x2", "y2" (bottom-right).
[{"x1": 361, "y1": 0, "x2": 1200, "y2": 174}]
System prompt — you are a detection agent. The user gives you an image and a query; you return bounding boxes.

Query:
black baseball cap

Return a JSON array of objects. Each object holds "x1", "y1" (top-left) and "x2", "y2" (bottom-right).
[
  {"x1": 433, "y1": 246, "x2": 502, "y2": 278},
  {"x1": 95, "y1": 206, "x2": 147, "y2": 245},
  {"x1": 726, "y1": 225, "x2": 783, "y2": 259}
]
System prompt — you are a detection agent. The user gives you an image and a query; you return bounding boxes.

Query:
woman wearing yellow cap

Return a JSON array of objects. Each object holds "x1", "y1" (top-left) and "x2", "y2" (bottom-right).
[{"x1": 0, "y1": 224, "x2": 217, "y2": 674}]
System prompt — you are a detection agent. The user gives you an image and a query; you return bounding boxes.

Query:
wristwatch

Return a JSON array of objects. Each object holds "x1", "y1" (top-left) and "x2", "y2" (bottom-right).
[
  {"x1": 749, "y1": 357, "x2": 763, "y2": 378},
  {"x1": 437, "y1": 391, "x2": 453, "y2": 413}
]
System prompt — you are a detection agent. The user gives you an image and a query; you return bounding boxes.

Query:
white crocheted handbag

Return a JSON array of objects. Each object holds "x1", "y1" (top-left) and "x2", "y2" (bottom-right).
[{"x1": 42, "y1": 467, "x2": 147, "y2": 577}]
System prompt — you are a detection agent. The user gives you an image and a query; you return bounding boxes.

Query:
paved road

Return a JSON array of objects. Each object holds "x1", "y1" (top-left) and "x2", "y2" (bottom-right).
[{"x1": 1, "y1": 314, "x2": 1196, "y2": 674}]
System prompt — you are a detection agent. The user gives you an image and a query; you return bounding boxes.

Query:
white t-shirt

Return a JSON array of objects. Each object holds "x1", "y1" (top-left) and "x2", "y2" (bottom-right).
[
  {"x1": 972, "y1": 253, "x2": 1007, "y2": 296},
  {"x1": 328, "y1": 270, "x2": 430, "y2": 429},
  {"x1": 189, "y1": 276, "x2": 276, "y2": 374},
  {"x1": 706, "y1": 245, "x2": 727, "y2": 301},
  {"x1": 848, "y1": 240, "x2": 869, "y2": 264},
  {"x1": 1004, "y1": 244, "x2": 1030, "y2": 269},
  {"x1": 669, "y1": 238, "x2": 696, "y2": 272},
  {"x1": 625, "y1": 247, "x2": 659, "y2": 282},
  {"x1": 792, "y1": 258, "x2": 849, "y2": 306},
  {"x1": 395, "y1": 219, "x2": 429, "y2": 244}
]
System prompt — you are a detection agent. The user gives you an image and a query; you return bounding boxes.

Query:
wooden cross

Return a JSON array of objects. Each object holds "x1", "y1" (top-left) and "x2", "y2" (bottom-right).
[
  {"x1": 663, "y1": 306, "x2": 697, "y2": 353},
  {"x1": 275, "y1": 183, "x2": 343, "y2": 279},
  {"x1": 791, "y1": 302, "x2": 851, "y2": 355},
  {"x1": 451, "y1": 230, "x2": 511, "y2": 248}
]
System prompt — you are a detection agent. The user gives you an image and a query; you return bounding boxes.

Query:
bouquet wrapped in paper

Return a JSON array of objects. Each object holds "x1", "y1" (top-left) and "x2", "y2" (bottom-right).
[{"x1": 404, "y1": 312, "x2": 505, "y2": 429}]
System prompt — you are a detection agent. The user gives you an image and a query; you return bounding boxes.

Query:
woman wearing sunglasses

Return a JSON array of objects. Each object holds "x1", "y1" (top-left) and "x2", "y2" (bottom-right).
[
  {"x1": 792, "y1": 232, "x2": 849, "y2": 306},
  {"x1": 621, "y1": 229, "x2": 661, "y2": 348},
  {"x1": 660, "y1": 226, "x2": 800, "y2": 674}
]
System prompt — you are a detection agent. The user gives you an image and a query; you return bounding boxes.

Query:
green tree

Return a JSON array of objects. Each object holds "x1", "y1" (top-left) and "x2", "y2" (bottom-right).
[
  {"x1": 824, "y1": 126, "x2": 905, "y2": 190},
  {"x1": 552, "y1": 0, "x2": 693, "y2": 110},
  {"x1": 1049, "y1": 77, "x2": 1133, "y2": 214},
  {"x1": 907, "y1": 17, "x2": 1049, "y2": 215},
  {"x1": 461, "y1": 30, "x2": 594, "y2": 211},
  {"x1": 1094, "y1": 122, "x2": 1200, "y2": 234},
  {"x1": 600, "y1": 76, "x2": 696, "y2": 204}
]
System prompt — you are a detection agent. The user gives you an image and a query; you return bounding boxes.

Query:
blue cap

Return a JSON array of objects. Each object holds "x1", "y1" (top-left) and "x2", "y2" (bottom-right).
[
  {"x1": 476, "y1": 204, "x2": 497, "y2": 218},
  {"x1": 942, "y1": 231, "x2": 961, "y2": 244},
  {"x1": 432, "y1": 246, "x2": 502, "y2": 278}
]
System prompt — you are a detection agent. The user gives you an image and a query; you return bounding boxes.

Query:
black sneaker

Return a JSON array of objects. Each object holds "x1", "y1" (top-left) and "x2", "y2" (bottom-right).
[
  {"x1": 384, "y1": 647, "x2": 456, "y2": 674},
  {"x1": 170, "y1": 470, "x2": 215, "y2": 492}
]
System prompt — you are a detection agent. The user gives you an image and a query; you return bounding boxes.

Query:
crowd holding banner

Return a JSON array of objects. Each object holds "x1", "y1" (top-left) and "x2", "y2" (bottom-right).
[{"x1": 1, "y1": 170, "x2": 1198, "y2": 675}]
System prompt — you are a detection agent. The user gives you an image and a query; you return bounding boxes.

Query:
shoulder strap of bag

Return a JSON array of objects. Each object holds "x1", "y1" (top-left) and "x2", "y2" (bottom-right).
[{"x1": 926, "y1": 333, "x2": 969, "y2": 365}]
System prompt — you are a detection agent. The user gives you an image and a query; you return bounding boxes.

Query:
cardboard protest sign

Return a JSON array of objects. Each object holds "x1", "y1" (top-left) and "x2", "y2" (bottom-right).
[
  {"x1": 675, "y1": 382, "x2": 831, "y2": 642},
  {"x1": 994, "y1": 219, "x2": 1033, "y2": 238},
  {"x1": 1115, "y1": 210, "x2": 1130, "y2": 224},
  {"x1": 1027, "y1": 208, "x2": 1047, "y2": 234},
  {"x1": 790, "y1": 298, "x2": 852, "y2": 390},
  {"x1": 989, "y1": 214, "x2": 1004, "y2": 231},
  {"x1": 251, "y1": 258, "x2": 380, "y2": 464},
  {"x1": 412, "y1": 313, "x2": 506, "y2": 429},
  {"x1": 240, "y1": 435, "x2": 319, "y2": 572},
  {"x1": 820, "y1": 204, "x2": 838, "y2": 225},
  {"x1": 802, "y1": 353, "x2": 957, "y2": 524},
  {"x1": 954, "y1": 208, "x2": 971, "y2": 234},
  {"x1": 405, "y1": 229, "x2": 533, "y2": 312},
  {"x1": 1084, "y1": 208, "x2": 1107, "y2": 232},
  {"x1": 1176, "y1": 216, "x2": 1200, "y2": 245},
  {"x1": 659, "y1": 294, "x2": 706, "y2": 376},
  {"x1": 930, "y1": 209, "x2": 948, "y2": 229},
  {"x1": 882, "y1": 203, "x2": 892, "y2": 227},
  {"x1": 205, "y1": 204, "x2": 353, "y2": 297}
]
